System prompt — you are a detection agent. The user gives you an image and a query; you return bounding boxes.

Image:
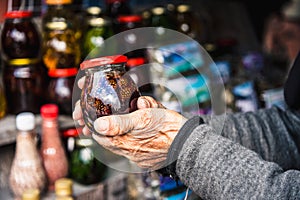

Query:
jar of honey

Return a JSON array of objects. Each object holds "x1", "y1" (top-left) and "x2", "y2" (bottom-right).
[{"x1": 80, "y1": 55, "x2": 141, "y2": 133}]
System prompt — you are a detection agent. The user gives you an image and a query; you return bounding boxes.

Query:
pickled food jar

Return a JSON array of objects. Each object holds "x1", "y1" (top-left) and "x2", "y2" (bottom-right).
[{"x1": 80, "y1": 55, "x2": 141, "y2": 132}]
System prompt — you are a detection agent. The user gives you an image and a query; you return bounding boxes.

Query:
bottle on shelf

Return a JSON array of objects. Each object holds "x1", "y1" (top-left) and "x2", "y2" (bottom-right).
[
  {"x1": 54, "y1": 178, "x2": 74, "y2": 200},
  {"x1": 42, "y1": 0, "x2": 81, "y2": 70},
  {"x1": 0, "y1": 60, "x2": 7, "y2": 119},
  {"x1": 62, "y1": 127, "x2": 107, "y2": 185},
  {"x1": 40, "y1": 104, "x2": 69, "y2": 191},
  {"x1": 47, "y1": 68, "x2": 78, "y2": 116},
  {"x1": 9, "y1": 112, "x2": 47, "y2": 199},
  {"x1": 105, "y1": 0, "x2": 132, "y2": 33},
  {"x1": 82, "y1": 6, "x2": 114, "y2": 59},
  {"x1": 1, "y1": 10, "x2": 48, "y2": 114}
]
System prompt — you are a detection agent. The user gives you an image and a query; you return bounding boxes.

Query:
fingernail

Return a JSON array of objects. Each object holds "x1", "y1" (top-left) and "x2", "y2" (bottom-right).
[
  {"x1": 139, "y1": 97, "x2": 150, "y2": 108},
  {"x1": 94, "y1": 118, "x2": 109, "y2": 132}
]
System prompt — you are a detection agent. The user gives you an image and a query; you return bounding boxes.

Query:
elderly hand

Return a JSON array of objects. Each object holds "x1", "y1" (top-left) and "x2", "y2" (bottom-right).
[
  {"x1": 72, "y1": 77, "x2": 187, "y2": 169},
  {"x1": 92, "y1": 107, "x2": 187, "y2": 170}
]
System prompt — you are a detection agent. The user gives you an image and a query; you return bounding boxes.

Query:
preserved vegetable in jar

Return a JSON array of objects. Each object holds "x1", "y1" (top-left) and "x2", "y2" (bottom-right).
[
  {"x1": 82, "y1": 14, "x2": 114, "y2": 59},
  {"x1": 80, "y1": 55, "x2": 141, "y2": 132},
  {"x1": 3, "y1": 60, "x2": 48, "y2": 114},
  {"x1": 47, "y1": 68, "x2": 78, "y2": 116},
  {"x1": 42, "y1": 0, "x2": 81, "y2": 70},
  {"x1": 1, "y1": 11, "x2": 41, "y2": 60}
]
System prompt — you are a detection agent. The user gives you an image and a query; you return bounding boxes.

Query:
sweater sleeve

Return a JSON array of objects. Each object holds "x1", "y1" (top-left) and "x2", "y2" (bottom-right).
[
  {"x1": 200, "y1": 107, "x2": 300, "y2": 170},
  {"x1": 176, "y1": 124, "x2": 300, "y2": 199}
]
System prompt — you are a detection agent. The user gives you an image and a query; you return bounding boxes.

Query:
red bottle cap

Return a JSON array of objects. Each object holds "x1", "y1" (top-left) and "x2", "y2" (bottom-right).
[
  {"x1": 48, "y1": 68, "x2": 78, "y2": 78},
  {"x1": 118, "y1": 15, "x2": 142, "y2": 23},
  {"x1": 126, "y1": 57, "x2": 146, "y2": 68},
  {"x1": 41, "y1": 104, "x2": 59, "y2": 119},
  {"x1": 80, "y1": 55, "x2": 128, "y2": 70},
  {"x1": 4, "y1": 11, "x2": 32, "y2": 19},
  {"x1": 62, "y1": 126, "x2": 83, "y2": 137}
]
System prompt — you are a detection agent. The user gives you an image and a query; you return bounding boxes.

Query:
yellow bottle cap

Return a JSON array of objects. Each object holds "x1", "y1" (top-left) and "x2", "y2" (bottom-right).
[
  {"x1": 55, "y1": 178, "x2": 73, "y2": 197},
  {"x1": 22, "y1": 189, "x2": 40, "y2": 200}
]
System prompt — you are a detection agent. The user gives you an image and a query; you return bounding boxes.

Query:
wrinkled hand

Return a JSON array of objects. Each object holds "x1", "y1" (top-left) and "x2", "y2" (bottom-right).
[
  {"x1": 92, "y1": 107, "x2": 187, "y2": 170},
  {"x1": 72, "y1": 77, "x2": 187, "y2": 169}
]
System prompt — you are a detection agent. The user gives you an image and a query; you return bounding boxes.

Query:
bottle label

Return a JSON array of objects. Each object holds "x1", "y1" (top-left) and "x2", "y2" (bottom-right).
[
  {"x1": 8, "y1": 58, "x2": 39, "y2": 66},
  {"x1": 46, "y1": 22, "x2": 67, "y2": 30}
]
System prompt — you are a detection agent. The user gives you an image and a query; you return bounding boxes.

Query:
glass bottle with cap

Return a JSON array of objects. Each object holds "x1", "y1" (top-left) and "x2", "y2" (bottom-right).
[
  {"x1": 80, "y1": 55, "x2": 141, "y2": 132},
  {"x1": 82, "y1": 8, "x2": 114, "y2": 59},
  {"x1": 42, "y1": 0, "x2": 81, "y2": 70},
  {"x1": 1, "y1": 10, "x2": 41, "y2": 60},
  {"x1": 40, "y1": 104, "x2": 69, "y2": 191},
  {"x1": 47, "y1": 68, "x2": 78, "y2": 116},
  {"x1": 63, "y1": 127, "x2": 107, "y2": 185},
  {"x1": 9, "y1": 112, "x2": 47, "y2": 199},
  {"x1": 55, "y1": 178, "x2": 74, "y2": 200},
  {"x1": 1, "y1": 10, "x2": 48, "y2": 114}
]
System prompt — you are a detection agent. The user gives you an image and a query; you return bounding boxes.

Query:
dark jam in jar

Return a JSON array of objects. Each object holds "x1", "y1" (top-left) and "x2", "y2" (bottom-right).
[{"x1": 80, "y1": 55, "x2": 141, "y2": 132}]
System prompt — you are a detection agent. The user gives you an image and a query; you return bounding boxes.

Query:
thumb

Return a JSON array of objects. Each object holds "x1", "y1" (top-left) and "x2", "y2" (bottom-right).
[{"x1": 93, "y1": 109, "x2": 152, "y2": 136}]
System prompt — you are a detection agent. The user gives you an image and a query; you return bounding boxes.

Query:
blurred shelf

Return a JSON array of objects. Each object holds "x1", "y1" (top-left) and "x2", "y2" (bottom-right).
[{"x1": 0, "y1": 114, "x2": 75, "y2": 147}]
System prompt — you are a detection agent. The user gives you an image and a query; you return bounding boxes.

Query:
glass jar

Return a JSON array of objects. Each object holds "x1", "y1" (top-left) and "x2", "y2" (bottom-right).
[
  {"x1": 3, "y1": 61, "x2": 48, "y2": 114},
  {"x1": 82, "y1": 15, "x2": 114, "y2": 59},
  {"x1": 47, "y1": 68, "x2": 78, "y2": 116},
  {"x1": 42, "y1": 0, "x2": 81, "y2": 70},
  {"x1": 80, "y1": 55, "x2": 141, "y2": 132},
  {"x1": 1, "y1": 11, "x2": 41, "y2": 60},
  {"x1": 62, "y1": 128, "x2": 107, "y2": 185}
]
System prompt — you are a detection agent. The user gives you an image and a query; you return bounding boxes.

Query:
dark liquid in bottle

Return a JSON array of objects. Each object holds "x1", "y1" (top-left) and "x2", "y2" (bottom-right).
[{"x1": 81, "y1": 70, "x2": 140, "y2": 132}]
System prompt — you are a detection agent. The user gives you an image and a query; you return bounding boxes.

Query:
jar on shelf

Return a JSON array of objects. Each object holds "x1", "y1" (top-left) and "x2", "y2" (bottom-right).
[
  {"x1": 40, "y1": 104, "x2": 69, "y2": 191},
  {"x1": 80, "y1": 55, "x2": 141, "y2": 132},
  {"x1": 1, "y1": 11, "x2": 41, "y2": 60},
  {"x1": 9, "y1": 112, "x2": 47, "y2": 199},
  {"x1": 42, "y1": 0, "x2": 81, "y2": 70},
  {"x1": 1, "y1": 10, "x2": 48, "y2": 114},
  {"x1": 62, "y1": 127, "x2": 107, "y2": 185},
  {"x1": 47, "y1": 68, "x2": 78, "y2": 116},
  {"x1": 82, "y1": 13, "x2": 114, "y2": 59}
]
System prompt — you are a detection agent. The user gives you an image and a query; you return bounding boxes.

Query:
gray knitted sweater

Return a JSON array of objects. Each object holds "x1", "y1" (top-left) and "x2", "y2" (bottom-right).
[{"x1": 173, "y1": 107, "x2": 300, "y2": 199}]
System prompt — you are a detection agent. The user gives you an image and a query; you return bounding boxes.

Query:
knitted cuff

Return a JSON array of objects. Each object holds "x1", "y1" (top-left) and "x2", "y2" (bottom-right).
[{"x1": 157, "y1": 116, "x2": 205, "y2": 180}]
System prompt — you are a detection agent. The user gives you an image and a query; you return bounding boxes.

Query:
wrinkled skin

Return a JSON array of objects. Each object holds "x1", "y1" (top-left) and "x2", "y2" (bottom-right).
[{"x1": 73, "y1": 77, "x2": 187, "y2": 170}]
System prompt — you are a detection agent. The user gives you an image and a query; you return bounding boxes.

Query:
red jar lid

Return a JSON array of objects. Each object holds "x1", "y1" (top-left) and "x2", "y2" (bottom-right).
[
  {"x1": 118, "y1": 15, "x2": 143, "y2": 23},
  {"x1": 63, "y1": 127, "x2": 83, "y2": 137},
  {"x1": 126, "y1": 57, "x2": 146, "y2": 68},
  {"x1": 40, "y1": 104, "x2": 59, "y2": 119},
  {"x1": 80, "y1": 55, "x2": 128, "y2": 70},
  {"x1": 4, "y1": 11, "x2": 32, "y2": 19},
  {"x1": 48, "y1": 68, "x2": 78, "y2": 78}
]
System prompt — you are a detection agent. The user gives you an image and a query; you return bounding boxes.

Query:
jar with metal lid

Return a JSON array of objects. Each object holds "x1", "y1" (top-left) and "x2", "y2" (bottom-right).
[
  {"x1": 1, "y1": 11, "x2": 41, "y2": 60},
  {"x1": 63, "y1": 127, "x2": 107, "y2": 185},
  {"x1": 47, "y1": 68, "x2": 78, "y2": 116},
  {"x1": 42, "y1": 0, "x2": 81, "y2": 70},
  {"x1": 54, "y1": 178, "x2": 74, "y2": 199},
  {"x1": 80, "y1": 55, "x2": 141, "y2": 132}
]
